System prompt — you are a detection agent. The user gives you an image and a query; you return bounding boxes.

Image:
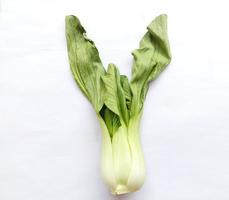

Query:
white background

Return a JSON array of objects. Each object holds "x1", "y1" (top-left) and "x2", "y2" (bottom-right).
[{"x1": 0, "y1": 0, "x2": 229, "y2": 199}]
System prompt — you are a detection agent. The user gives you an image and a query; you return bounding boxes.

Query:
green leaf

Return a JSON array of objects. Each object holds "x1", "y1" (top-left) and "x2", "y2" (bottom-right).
[
  {"x1": 130, "y1": 14, "x2": 171, "y2": 115},
  {"x1": 104, "y1": 108, "x2": 121, "y2": 138},
  {"x1": 102, "y1": 64, "x2": 129, "y2": 125},
  {"x1": 120, "y1": 75, "x2": 132, "y2": 110},
  {"x1": 65, "y1": 15, "x2": 105, "y2": 113}
]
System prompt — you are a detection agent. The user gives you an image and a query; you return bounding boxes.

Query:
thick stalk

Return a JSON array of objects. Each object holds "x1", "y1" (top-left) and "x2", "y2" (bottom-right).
[
  {"x1": 98, "y1": 113, "x2": 146, "y2": 195},
  {"x1": 126, "y1": 113, "x2": 146, "y2": 191}
]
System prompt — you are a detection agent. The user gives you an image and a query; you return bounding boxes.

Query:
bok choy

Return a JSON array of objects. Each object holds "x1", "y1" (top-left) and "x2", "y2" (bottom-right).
[{"x1": 65, "y1": 14, "x2": 171, "y2": 195}]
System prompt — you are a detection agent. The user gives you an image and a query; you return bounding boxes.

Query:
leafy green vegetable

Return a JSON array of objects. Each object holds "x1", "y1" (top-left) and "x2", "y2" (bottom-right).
[{"x1": 65, "y1": 14, "x2": 171, "y2": 195}]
